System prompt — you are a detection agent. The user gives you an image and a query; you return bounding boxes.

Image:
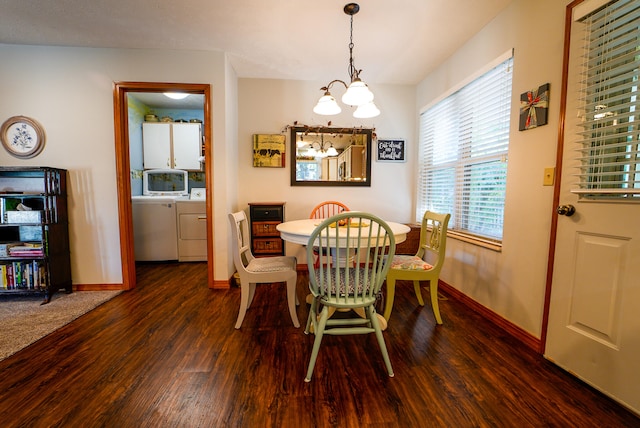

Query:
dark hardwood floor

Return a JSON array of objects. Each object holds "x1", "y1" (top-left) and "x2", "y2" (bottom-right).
[{"x1": 0, "y1": 262, "x2": 637, "y2": 427}]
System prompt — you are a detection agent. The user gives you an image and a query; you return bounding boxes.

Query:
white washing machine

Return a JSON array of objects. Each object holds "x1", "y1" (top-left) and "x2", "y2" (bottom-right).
[{"x1": 132, "y1": 196, "x2": 179, "y2": 261}]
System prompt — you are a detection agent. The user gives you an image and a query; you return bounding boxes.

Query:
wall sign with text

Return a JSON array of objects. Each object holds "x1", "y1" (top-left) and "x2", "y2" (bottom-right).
[{"x1": 376, "y1": 139, "x2": 405, "y2": 162}]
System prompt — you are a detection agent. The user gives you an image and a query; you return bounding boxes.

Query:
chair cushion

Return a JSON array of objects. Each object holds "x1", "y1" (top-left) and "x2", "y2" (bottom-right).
[
  {"x1": 246, "y1": 257, "x2": 293, "y2": 273},
  {"x1": 390, "y1": 255, "x2": 433, "y2": 271},
  {"x1": 313, "y1": 268, "x2": 374, "y2": 295}
]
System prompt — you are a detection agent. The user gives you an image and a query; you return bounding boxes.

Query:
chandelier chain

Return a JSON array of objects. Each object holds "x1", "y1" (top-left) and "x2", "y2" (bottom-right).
[{"x1": 347, "y1": 13, "x2": 359, "y2": 81}]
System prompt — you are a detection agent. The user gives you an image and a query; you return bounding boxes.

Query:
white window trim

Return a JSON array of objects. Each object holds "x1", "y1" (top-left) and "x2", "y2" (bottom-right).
[
  {"x1": 419, "y1": 49, "x2": 514, "y2": 115},
  {"x1": 417, "y1": 50, "x2": 513, "y2": 249}
]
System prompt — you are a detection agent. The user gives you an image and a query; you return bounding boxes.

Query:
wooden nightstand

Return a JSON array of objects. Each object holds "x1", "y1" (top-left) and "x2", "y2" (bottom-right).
[{"x1": 248, "y1": 202, "x2": 285, "y2": 257}]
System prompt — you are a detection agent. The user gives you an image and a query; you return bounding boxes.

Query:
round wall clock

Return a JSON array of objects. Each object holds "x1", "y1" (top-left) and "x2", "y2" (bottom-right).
[{"x1": 0, "y1": 115, "x2": 46, "y2": 158}]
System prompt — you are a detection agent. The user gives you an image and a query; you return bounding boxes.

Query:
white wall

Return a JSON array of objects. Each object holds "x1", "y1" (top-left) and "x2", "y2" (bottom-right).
[
  {"x1": 0, "y1": 0, "x2": 572, "y2": 339},
  {"x1": 220, "y1": 55, "x2": 239, "y2": 280},
  {"x1": 0, "y1": 44, "x2": 230, "y2": 284},
  {"x1": 236, "y1": 79, "x2": 416, "y2": 261},
  {"x1": 416, "y1": 0, "x2": 568, "y2": 336}
]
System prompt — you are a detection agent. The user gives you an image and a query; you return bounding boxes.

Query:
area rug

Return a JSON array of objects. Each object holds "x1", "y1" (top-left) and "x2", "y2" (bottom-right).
[{"x1": 0, "y1": 290, "x2": 122, "y2": 361}]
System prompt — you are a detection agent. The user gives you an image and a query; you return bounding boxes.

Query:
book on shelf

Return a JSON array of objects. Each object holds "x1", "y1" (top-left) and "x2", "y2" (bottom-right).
[
  {"x1": 8, "y1": 243, "x2": 44, "y2": 257},
  {"x1": 0, "y1": 260, "x2": 43, "y2": 290},
  {"x1": 0, "y1": 265, "x2": 6, "y2": 289}
]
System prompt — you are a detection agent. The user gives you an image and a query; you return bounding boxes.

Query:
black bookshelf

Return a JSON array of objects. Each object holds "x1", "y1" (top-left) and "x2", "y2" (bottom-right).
[{"x1": 0, "y1": 167, "x2": 71, "y2": 303}]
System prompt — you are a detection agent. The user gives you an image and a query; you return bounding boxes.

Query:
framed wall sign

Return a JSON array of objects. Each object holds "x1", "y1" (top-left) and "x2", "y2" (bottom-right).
[
  {"x1": 519, "y1": 83, "x2": 549, "y2": 131},
  {"x1": 253, "y1": 134, "x2": 286, "y2": 167},
  {"x1": 0, "y1": 116, "x2": 46, "y2": 158},
  {"x1": 376, "y1": 139, "x2": 405, "y2": 162}
]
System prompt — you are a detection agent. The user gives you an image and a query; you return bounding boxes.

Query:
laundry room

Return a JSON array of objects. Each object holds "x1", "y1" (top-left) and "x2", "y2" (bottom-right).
[{"x1": 128, "y1": 92, "x2": 207, "y2": 263}]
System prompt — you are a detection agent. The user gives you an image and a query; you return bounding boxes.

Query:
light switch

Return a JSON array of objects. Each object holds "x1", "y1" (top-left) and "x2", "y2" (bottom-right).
[{"x1": 543, "y1": 167, "x2": 555, "y2": 186}]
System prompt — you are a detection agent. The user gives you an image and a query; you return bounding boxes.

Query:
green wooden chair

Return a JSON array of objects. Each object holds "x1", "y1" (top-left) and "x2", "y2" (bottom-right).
[
  {"x1": 304, "y1": 212, "x2": 395, "y2": 382},
  {"x1": 383, "y1": 211, "x2": 450, "y2": 324}
]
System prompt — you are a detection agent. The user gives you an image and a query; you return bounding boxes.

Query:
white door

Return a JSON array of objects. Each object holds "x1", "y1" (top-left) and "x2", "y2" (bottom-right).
[
  {"x1": 545, "y1": 0, "x2": 640, "y2": 414},
  {"x1": 547, "y1": 196, "x2": 640, "y2": 412},
  {"x1": 172, "y1": 123, "x2": 202, "y2": 170},
  {"x1": 142, "y1": 122, "x2": 171, "y2": 169}
]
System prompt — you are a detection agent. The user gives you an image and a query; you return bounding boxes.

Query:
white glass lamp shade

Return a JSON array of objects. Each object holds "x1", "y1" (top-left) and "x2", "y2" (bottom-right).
[
  {"x1": 341, "y1": 79, "x2": 374, "y2": 106},
  {"x1": 326, "y1": 145, "x2": 339, "y2": 157},
  {"x1": 313, "y1": 93, "x2": 342, "y2": 115},
  {"x1": 353, "y1": 101, "x2": 380, "y2": 118}
]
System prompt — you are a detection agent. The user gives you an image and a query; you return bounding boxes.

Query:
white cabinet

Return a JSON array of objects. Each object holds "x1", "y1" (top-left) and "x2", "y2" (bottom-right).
[
  {"x1": 143, "y1": 122, "x2": 202, "y2": 170},
  {"x1": 176, "y1": 201, "x2": 207, "y2": 262},
  {"x1": 172, "y1": 123, "x2": 202, "y2": 170}
]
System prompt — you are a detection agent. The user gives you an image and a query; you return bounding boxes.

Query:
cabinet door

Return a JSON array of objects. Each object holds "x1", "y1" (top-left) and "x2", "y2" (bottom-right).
[
  {"x1": 173, "y1": 123, "x2": 202, "y2": 170},
  {"x1": 143, "y1": 123, "x2": 172, "y2": 169},
  {"x1": 321, "y1": 157, "x2": 338, "y2": 180}
]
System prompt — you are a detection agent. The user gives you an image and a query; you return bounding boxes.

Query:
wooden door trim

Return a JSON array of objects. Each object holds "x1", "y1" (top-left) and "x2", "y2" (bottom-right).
[
  {"x1": 541, "y1": 0, "x2": 583, "y2": 353},
  {"x1": 112, "y1": 81, "x2": 213, "y2": 290}
]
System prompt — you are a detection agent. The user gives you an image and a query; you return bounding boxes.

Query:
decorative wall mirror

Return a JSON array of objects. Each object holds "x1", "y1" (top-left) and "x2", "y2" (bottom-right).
[{"x1": 290, "y1": 126, "x2": 372, "y2": 187}]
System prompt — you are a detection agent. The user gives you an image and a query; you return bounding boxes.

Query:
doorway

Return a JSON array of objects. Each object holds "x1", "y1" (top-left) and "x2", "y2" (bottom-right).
[{"x1": 113, "y1": 82, "x2": 213, "y2": 290}]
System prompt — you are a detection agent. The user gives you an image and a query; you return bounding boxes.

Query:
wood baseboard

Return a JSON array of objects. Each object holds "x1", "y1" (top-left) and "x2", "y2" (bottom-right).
[
  {"x1": 439, "y1": 281, "x2": 542, "y2": 353},
  {"x1": 211, "y1": 279, "x2": 230, "y2": 289}
]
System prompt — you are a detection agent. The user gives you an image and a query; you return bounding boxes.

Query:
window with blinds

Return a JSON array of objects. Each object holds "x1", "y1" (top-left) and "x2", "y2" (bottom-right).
[
  {"x1": 417, "y1": 54, "x2": 513, "y2": 243},
  {"x1": 574, "y1": 0, "x2": 640, "y2": 199}
]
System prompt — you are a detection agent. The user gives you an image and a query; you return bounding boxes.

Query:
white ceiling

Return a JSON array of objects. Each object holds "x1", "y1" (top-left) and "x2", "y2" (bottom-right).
[
  {"x1": 130, "y1": 92, "x2": 205, "y2": 109},
  {"x1": 1, "y1": 0, "x2": 513, "y2": 86}
]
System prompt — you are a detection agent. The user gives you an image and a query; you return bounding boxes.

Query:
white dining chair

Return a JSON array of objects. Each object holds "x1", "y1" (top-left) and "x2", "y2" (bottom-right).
[{"x1": 228, "y1": 211, "x2": 300, "y2": 329}]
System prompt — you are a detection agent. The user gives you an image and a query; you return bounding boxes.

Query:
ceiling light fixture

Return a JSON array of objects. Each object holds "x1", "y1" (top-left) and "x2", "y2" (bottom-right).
[
  {"x1": 298, "y1": 134, "x2": 339, "y2": 158},
  {"x1": 164, "y1": 92, "x2": 190, "y2": 100},
  {"x1": 313, "y1": 3, "x2": 380, "y2": 119}
]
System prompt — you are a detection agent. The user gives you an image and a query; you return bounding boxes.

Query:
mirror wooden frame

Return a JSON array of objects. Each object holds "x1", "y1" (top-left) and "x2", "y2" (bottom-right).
[{"x1": 289, "y1": 126, "x2": 372, "y2": 187}]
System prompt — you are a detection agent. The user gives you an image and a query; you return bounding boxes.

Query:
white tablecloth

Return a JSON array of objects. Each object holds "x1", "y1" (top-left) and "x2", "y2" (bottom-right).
[{"x1": 276, "y1": 218, "x2": 410, "y2": 246}]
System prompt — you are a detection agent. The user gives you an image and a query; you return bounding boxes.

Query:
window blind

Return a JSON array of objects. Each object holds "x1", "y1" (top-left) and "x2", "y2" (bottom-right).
[
  {"x1": 417, "y1": 55, "x2": 513, "y2": 241},
  {"x1": 575, "y1": 0, "x2": 640, "y2": 198}
]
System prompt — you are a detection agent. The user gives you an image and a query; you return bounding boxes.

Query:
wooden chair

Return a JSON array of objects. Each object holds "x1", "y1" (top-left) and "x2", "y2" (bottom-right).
[
  {"x1": 309, "y1": 201, "x2": 349, "y2": 268},
  {"x1": 309, "y1": 201, "x2": 350, "y2": 220},
  {"x1": 382, "y1": 211, "x2": 450, "y2": 324},
  {"x1": 304, "y1": 212, "x2": 395, "y2": 382},
  {"x1": 228, "y1": 211, "x2": 300, "y2": 329}
]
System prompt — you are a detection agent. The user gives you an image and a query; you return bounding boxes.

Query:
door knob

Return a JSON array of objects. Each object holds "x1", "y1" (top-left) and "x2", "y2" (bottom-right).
[{"x1": 557, "y1": 204, "x2": 576, "y2": 216}]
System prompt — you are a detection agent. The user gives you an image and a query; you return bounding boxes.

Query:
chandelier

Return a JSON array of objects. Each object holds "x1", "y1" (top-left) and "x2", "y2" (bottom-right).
[
  {"x1": 297, "y1": 134, "x2": 339, "y2": 158},
  {"x1": 313, "y1": 3, "x2": 380, "y2": 119}
]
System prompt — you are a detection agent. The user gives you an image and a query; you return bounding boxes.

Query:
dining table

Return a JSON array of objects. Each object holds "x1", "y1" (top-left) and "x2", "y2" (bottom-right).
[
  {"x1": 277, "y1": 217, "x2": 410, "y2": 330},
  {"x1": 277, "y1": 218, "x2": 410, "y2": 246}
]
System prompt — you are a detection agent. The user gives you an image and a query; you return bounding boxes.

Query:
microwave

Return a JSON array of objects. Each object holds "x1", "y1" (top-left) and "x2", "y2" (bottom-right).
[{"x1": 143, "y1": 169, "x2": 189, "y2": 196}]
